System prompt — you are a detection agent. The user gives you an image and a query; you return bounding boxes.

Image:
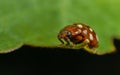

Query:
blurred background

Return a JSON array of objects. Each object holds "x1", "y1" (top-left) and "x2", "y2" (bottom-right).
[{"x1": 0, "y1": 0, "x2": 120, "y2": 75}]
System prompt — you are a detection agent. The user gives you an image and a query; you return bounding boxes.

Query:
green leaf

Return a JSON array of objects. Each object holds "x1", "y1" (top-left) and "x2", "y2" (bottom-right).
[{"x1": 0, "y1": 0, "x2": 120, "y2": 54}]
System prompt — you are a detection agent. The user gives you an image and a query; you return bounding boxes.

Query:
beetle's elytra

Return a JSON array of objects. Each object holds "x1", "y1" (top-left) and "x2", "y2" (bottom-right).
[{"x1": 58, "y1": 23, "x2": 99, "y2": 49}]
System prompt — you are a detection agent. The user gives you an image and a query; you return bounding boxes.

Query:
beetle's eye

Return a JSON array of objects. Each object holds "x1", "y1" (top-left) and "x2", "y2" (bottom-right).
[{"x1": 66, "y1": 31, "x2": 72, "y2": 37}]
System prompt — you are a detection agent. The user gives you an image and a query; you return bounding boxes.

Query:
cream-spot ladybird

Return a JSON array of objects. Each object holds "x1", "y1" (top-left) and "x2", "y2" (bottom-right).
[{"x1": 58, "y1": 23, "x2": 99, "y2": 49}]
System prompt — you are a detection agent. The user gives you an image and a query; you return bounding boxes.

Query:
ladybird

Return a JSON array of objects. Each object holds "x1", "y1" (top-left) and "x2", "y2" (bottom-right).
[{"x1": 58, "y1": 23, "x2": 99, "y2": 49}]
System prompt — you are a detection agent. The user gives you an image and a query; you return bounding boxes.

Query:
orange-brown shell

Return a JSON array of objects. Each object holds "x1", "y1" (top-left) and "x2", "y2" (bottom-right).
[{"x1": 58, "y1": 23, "x2": 99, "y2": 48}]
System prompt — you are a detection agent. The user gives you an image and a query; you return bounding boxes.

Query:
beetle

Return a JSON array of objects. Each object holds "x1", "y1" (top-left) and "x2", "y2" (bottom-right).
[{"x1": 58, "y1": 23, "x2": 99, "y2": 49}]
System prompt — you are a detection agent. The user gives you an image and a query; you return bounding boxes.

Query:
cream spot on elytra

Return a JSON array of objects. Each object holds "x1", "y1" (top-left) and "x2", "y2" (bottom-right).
[
  {"x1": 89, "y1": 28, "x2": 93, "y2": 32},
  {"x1": 89, "y1": 33, "x2": 93, "y2": 41},
  {"x1": 75, "y1": 29, "x2": 81, "y2": 34},
  {"x1": 83, "y1": 30, "x2": 87, "y2": 35},
  {"x1": 85, "y1": 39, "x2": 90, "y2": 43},
  {"x1": 78, "y1": 29, "x2": 81, "y2": 33},
  {"x1": 75, "y1": 31, "x2": 79, "y2": 34},
  {"x1": 77, "y1": 24, "x2": 83, "y2": 28}
]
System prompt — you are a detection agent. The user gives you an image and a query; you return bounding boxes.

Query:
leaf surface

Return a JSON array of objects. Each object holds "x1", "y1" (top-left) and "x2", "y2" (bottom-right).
[{"x1": 0, "y1": 0, "x2": 120, "y2": 54}]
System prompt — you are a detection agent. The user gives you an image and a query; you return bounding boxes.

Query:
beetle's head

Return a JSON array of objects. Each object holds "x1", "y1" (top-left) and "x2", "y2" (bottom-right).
[{"x1": 58, "y1": 30, "x2": 72, "y2": 39}]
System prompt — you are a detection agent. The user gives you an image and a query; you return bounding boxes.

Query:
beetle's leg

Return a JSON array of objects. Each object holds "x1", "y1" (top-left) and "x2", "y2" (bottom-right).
[
  {"x1": 58, "y1": 37, "x2": 64, "y2": 44},
  {"x1": 64, "y1": 37, "x2": 71, "y2": 45}
]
